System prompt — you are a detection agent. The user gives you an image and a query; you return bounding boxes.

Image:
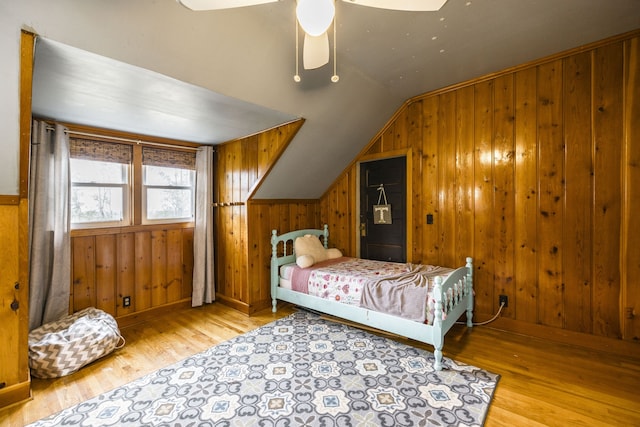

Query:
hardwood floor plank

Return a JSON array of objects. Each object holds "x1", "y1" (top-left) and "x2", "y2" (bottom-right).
[
  {"x1": 487, "y1": 405, "x2": 549, "y2": 427},
  {"x1": 438, "y1": 325, "x2": 640, "y2": 426},
  {"x1": 0, "y1": 302, "x2": 638, "y2": 427}
]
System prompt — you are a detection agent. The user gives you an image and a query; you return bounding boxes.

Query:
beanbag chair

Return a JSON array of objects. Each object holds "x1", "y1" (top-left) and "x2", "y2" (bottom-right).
[{"x1": 28, "y1": 307, "x2": 125, "y2": 378}]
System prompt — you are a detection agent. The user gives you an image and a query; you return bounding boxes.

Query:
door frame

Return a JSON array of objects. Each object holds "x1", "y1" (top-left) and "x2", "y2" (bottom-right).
[{"x1": 355, "y1": 148, "x2": 413, "y2": 262}]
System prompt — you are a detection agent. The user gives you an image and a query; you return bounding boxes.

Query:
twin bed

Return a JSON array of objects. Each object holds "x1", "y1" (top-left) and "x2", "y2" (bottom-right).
[{"x1": 270, "y1": 225, "x2": 474, "y2": 371}]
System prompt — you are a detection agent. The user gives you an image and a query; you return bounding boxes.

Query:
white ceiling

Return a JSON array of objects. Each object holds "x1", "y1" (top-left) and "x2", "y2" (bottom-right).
[
  {"x1": 29, "y1": 0, "x2": 640, "y2": 198},
  {"x1": 33, "y1": 38, "x2": 299, "y2": 144}
]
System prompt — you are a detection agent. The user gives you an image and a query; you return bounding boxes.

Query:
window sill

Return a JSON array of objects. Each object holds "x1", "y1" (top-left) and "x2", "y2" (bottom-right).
[{"x1": 70, "y1": 221, "x2": 195, "y2": 237}]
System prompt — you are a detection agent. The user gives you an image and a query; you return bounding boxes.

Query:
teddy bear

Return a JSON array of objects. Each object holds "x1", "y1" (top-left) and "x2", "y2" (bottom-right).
[{"x1": 294, "y1": 234, "x2": 343, "y2": 268}]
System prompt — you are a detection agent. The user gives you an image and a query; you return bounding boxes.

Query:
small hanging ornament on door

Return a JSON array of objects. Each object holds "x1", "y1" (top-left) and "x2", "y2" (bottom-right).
[{"x1": 373, "y1": 184, "x2": 392, "y2": 224}]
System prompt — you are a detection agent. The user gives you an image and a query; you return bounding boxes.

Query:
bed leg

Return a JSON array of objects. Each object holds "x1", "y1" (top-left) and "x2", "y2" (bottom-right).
[
  {"x1": 434, "y1": 347, "x2": 443, "y2": 371},
  {"x1": 272, "y1": 298, "x2": 277, "y2": 313}
]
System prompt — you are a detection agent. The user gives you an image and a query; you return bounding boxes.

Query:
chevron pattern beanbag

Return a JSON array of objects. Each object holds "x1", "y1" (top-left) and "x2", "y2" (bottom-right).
[{"x1": 28, "y1": 307, "x2": 125, "y2": 379}]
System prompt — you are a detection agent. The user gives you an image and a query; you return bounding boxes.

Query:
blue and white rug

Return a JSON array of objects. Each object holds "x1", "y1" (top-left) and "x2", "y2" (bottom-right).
[{"x1": 29, "y1": 311, "x2": 499, "y2": 426}]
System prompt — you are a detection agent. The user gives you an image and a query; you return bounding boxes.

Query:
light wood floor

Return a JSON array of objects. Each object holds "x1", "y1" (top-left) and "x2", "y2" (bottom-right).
[{"x1": 2, "y1": 302, "x2": 639, "y2": 426}]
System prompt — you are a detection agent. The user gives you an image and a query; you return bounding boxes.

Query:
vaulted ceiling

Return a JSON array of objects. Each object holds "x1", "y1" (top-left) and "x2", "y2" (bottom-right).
[{"x1": 28, "y1": 0, "x2": 640, "y2": 198}]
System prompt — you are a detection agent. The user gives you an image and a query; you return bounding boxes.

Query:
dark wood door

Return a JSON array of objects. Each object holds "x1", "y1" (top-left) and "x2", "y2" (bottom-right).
[{"x1": 359, "y1": 156, "x2": 406, "y2": 262}]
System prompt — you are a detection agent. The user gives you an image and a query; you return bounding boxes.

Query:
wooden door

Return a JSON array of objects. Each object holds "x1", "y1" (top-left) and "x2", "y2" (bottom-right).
[{"x1": 359, "y1": 157, "x2": 406, "y2": 262}]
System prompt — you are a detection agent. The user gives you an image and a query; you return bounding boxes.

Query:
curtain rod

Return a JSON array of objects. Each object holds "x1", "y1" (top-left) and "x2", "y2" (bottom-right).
[
  {"x1": 65, "y1": 130, "x2": 201, "y2": 151},
  {"x1": 44, "y1": 125, "x2": 202, "y2": 151}
]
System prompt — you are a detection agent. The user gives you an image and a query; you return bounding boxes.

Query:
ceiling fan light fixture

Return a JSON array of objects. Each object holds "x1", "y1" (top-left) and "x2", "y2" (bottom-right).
[
  {"x1": 296, "y1": 0, "x2": 335, "y2": 37},
  {"x1": 302, "y1": 32, "x2": 330, "y2": 69},
  {"x1": 181, "y1": 0, "x2": 447, "y2": 83}
]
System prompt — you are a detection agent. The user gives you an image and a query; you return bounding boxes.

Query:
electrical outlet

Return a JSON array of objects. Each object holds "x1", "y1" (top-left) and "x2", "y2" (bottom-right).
[
  {"x1": 499, "y1": 294, "x2": 508, "y2": 308},
  {"x1": 123, "y1": 296, "x2": 131, "y2": 308}
]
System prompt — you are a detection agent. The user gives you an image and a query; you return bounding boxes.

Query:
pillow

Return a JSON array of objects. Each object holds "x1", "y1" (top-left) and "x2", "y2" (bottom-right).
[{"x1": 294, "y1": 234, "x2": 343, "y2": 268}]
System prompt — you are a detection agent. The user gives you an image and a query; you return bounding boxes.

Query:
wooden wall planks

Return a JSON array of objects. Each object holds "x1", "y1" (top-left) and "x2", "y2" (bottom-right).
[
  {"x1": 623, "y1": 36, "x2": 640, "y2": 344},
  {"x1": 95, "y1": 234, "x2": 116, "y2": 312},
  {"x1": 72, "y1": 236, "x2": 96, "y2": 311},
  {"x1": 319, "y1": 31, "x2": 640, "y2": 342},
  {"x1": 246, "y1": 200, "x2": 321, "y2": 311},
  {"x1": 563, "y1": 51, "x2": 593, "y2": 333},
  {"x1": 214, "y1": 120, "x2": 309, "y2": 314},
  {"x1": 513, "y1": 67, "x2": 538, "y2": 325},
  {"x1": 70, "y1": 226, "x2": 194, "y2": 318},
  {"x1": 134, "y1": 231, "x2": 152, "y2": 312},
  {"x1": 0, "y1": 203, "x2": 30, "y2": 403},
  {"x1": 592, "y1": 43, "x2": 624, "y2": 339},
  {"x1": 492, "y1": 75, "x2": 515, "y2": 319},
  {"x1": 471, "y1": 80, "x2": 495, "y2": 318},
  {"x1": 536, "y1": 59, "x2": 564, "y2": 329},
  {"x1": 116, "y1": 233, "x2": 135, "y2": 317},
  {"x1": 421, "y1": 96, "x2": 441, "y2": 266}
]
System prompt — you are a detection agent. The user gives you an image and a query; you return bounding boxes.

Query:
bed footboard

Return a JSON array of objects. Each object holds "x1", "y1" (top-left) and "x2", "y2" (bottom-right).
[{"x1": 431, "y1": 257, "x2": 474, "y2": 369}]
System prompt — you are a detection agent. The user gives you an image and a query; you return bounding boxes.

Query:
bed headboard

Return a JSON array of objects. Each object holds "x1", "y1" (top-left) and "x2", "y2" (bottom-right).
[
  {"x1": 270, "y1": 224, "x2": 329, "y2": 268},
  {"x1": 270, "y1": 225, "x2": 329, "y2": 300}
]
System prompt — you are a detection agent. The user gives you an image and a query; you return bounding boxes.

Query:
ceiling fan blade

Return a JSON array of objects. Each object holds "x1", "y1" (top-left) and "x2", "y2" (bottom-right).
[
  {"x1": 341, "y1": 0, "x2": 448, "y2": 12},
  {"x1": 303, "y1": 32, "x2": 330, "y2": 70},
  {"x1": 177, "y1": 0, "x2": 279, "y2": 11}
]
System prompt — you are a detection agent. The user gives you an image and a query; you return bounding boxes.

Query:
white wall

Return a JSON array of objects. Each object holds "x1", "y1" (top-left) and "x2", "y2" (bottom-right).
[{"x1": 0, "y1": 4, "x2": 24, "y2": 194}]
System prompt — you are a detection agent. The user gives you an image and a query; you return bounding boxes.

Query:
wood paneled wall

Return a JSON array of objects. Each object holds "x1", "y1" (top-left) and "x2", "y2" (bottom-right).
[
  {"x1": 0, "y1": 30, "x2": 35, "y2": 409},
  {"x1": 213, "y1": 120, "x2": 312, "y2": 313},
  {"x1": 246, "y1": 200, "x2": 321, "y2": 309},
  {"x1": 71, "y1": 225, "x2": 194, "y2": 319},
  {"x1": 320, "y1": 31, "x2": 640, "y2": 342},
  {"x1": 0, "y1": 201, "x2": 31, "y2": 408},
  {"x1": 67, "y1": 120, "x2": 305, "y2": 319}
]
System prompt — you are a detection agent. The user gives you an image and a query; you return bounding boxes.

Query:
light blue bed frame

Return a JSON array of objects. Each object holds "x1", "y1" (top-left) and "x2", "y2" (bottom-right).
[{"x1": 270, "y1": 225, "x2": 474, "y2": 371}]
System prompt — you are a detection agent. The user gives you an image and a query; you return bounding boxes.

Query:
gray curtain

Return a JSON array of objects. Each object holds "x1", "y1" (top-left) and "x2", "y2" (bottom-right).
[
  {"x1": 192, "y1": 146, "x2": 215, "y2": 306},
  {"x1": 28, "y1": 121, "x2": 71, "y2": 330}
]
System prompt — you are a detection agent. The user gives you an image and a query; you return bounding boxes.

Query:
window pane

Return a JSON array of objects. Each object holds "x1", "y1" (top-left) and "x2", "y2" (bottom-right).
[
  {"x1": 71, "y1": 158, "x2": 127, "y2": 184},
  {"x1": 71, "y1": 187, "x2": 124, "y2": 223},
  {"x1": 146, "y1": 188, "x2": 193, "y2": 220},
  {"x1": 144, "y1": 165, "x2": 193, "y2": 186}
]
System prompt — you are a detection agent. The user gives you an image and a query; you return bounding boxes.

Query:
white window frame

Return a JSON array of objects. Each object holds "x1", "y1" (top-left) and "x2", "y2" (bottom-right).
[
  {"x1": 70, "y1": 160, "x2": 132, "y2": 229},
  {"x1": 141, "y1": 165, "x2": 195, "y2": 225}
]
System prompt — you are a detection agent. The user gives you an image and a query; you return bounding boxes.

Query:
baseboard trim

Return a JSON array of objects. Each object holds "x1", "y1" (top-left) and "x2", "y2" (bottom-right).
[
  {"x1": 214, "y1": 294, "x2": 250, "y2": 315},
  {"x1": 484, "y1": 316, "x2": 640, "y2": 359},
  {"x1": 0, "y1": 378, "x2": 31, "y2": 411},
  {"x1": 116, "y1": 300, "x2": 192, "y2": 329}
]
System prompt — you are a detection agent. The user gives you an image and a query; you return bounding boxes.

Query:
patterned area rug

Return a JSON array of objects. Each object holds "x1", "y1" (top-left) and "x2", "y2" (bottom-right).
[{"x1": 29, "y1": 311, "x2": 499, "y2": 426}]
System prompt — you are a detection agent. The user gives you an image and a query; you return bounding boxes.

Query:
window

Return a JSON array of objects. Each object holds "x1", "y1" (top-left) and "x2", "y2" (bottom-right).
[
  {"x1": 143, "y1": 165, "x2": 195, "y2": 222},
  {"x1": 70, "y1": 158, "x2": 130, "y2": 226},
  {"x1": 142, "y1": 147, "x2": 196, "y2": 224},
  {"x1": 70, "y1": 138, "x2": 132, "y2": 227},
  {"x1": 69, "y1": 137, "x2": 197, "y2": 229}
]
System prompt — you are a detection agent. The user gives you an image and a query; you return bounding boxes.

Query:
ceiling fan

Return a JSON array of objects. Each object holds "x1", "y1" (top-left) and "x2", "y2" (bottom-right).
[{"x1": 177, "y1": 0, "x2": 448, "y2": 81}]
